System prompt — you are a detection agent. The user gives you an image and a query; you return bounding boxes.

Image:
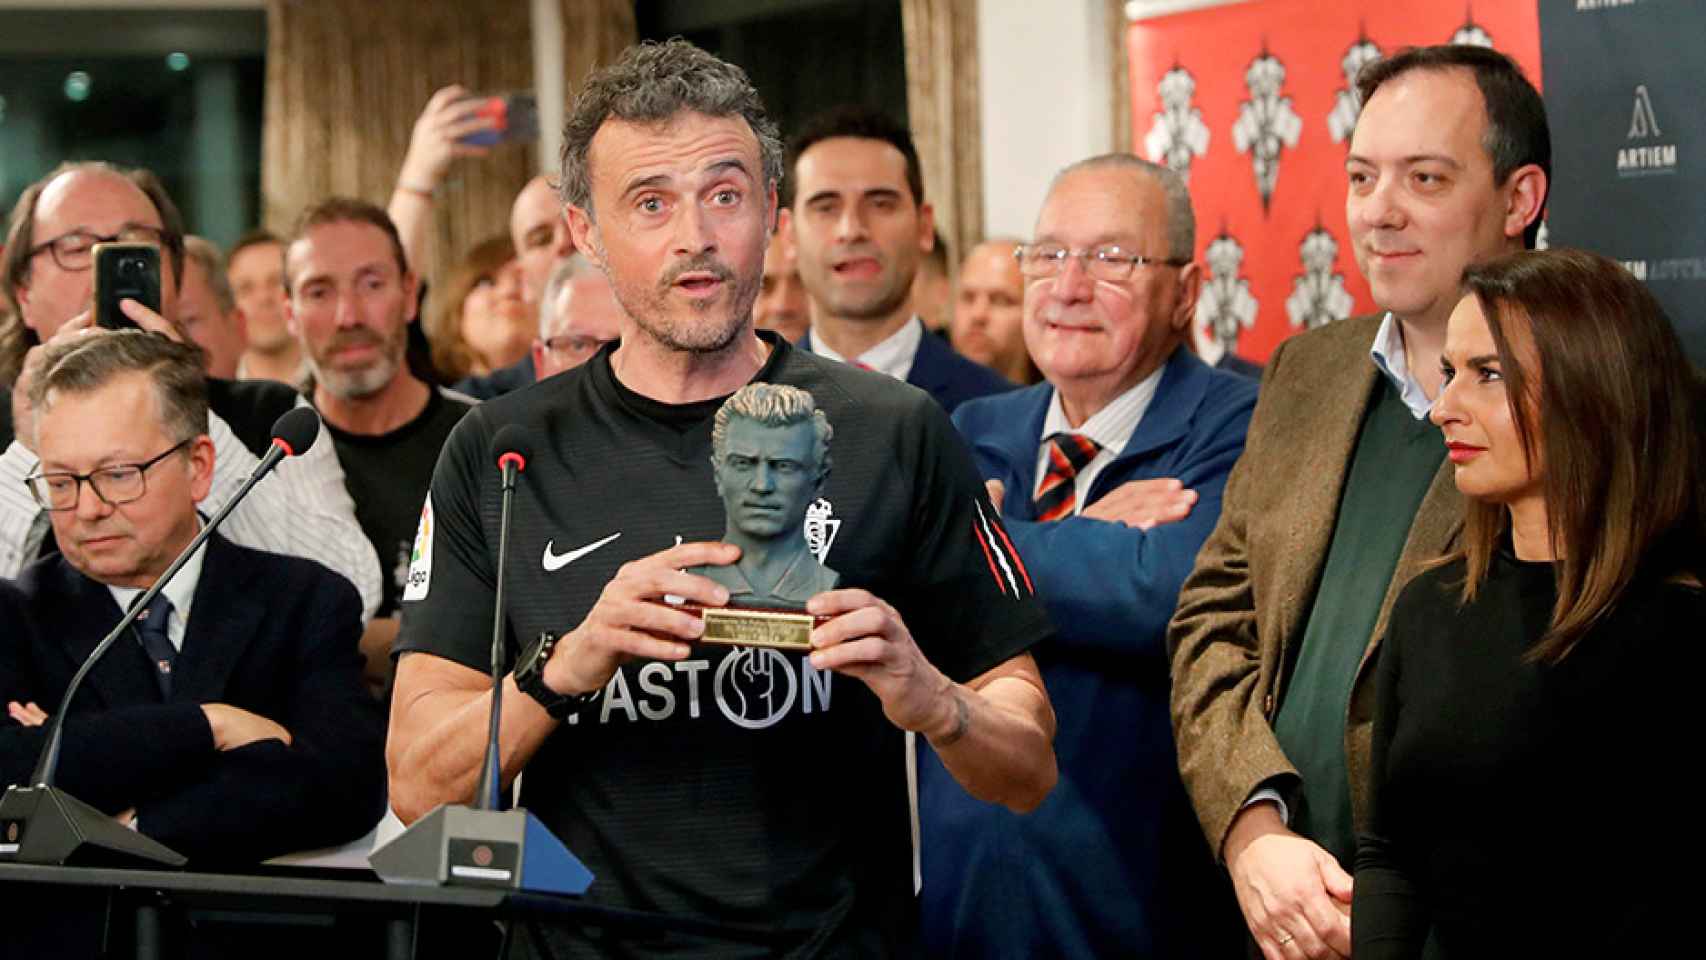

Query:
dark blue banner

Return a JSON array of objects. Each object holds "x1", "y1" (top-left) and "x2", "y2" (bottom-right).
[{"x1": 1540, "y1": 0, "x2": 1706, "y2": 365}]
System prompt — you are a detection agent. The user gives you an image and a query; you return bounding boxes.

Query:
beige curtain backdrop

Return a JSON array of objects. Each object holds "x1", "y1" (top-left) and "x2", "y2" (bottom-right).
[
  {"x1": 261, "y1": 0, "x2": 634, "y2": 288},
  {"x1": 900, "y1": 0, "x2": 982, "y2": 272},
  {"x1": 1108, "y1": 0, "x2": 1132, "y2": 151}
]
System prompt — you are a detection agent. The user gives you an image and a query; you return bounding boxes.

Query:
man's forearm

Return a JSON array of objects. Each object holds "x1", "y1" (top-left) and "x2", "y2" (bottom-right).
[
  {"x1": 924, "y1": 672, "x2": 1056, "y2": 813},
  {"x1": 386, "y1": 660, "x2": 561, "y2": 823}
]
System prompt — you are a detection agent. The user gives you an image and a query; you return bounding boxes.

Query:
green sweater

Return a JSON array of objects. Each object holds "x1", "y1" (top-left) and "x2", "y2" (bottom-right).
[{"x1": 1273, "y1": 376, "x2": 1444, "y2": 867}]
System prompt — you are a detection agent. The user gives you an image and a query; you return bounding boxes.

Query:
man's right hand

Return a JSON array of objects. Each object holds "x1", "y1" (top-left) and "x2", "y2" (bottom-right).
[
  {"x1": 397, "y1": 85, "x2": 497, "y2": 192},
  {"x1": 542, "y1": 541, "x2": 738, "y2": 698},
  {"x1": 12, "y1": 302, "x2": 181, "y2": 453},
  {"x1": 201, "y1": 703, "x2": 293, "y2": 751},
  {"x1": 1224, "y1": 802, "x2": 1353, "y2": 960},
  {"x1": 1080, "y1": 477, "x2": 1197, "y2": 529}
]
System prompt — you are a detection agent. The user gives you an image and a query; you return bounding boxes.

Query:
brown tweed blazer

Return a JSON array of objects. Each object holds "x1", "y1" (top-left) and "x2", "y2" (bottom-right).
[{"x1": 1167, "y1": 314, "x2": 1462, "y2": 856}]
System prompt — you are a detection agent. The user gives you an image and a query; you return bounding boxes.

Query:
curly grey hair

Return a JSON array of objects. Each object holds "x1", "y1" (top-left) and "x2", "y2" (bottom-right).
[
  {"x1": 710, "y1": 382, "x2": 832, "y2": 478},
  {"x1": 558, "y1": 39, "x2": 784, "y2": 216}
]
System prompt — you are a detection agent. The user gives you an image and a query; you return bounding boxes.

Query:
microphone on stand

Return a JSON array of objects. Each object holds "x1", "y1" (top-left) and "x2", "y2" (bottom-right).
[
  {"x1": 475, "y1": 425, "x2": 530, "y2": 810},
  {"x1": 371, "y1": 425, "x2": 592, "y2": 896},
  {"x1": 0, "y1": 407, "x2": 323, "y2": 867}
]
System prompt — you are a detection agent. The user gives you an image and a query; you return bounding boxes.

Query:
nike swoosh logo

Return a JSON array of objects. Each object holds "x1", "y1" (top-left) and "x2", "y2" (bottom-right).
[{"x1": 542, "y1": 532, "x2": 621, "y2": 572}]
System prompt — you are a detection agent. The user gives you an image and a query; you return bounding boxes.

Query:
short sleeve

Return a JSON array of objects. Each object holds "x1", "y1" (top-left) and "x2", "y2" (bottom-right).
[
  {"x1": 394, "y1": 408, "x2": 498, "y2": 673},
  {"x1": 889, "y1": 397, "x2": 1053, "y2": 683}
]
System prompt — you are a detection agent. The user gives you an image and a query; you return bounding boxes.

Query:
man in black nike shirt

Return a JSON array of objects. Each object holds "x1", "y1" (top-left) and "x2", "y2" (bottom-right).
[
  {"x1": 284, "y1": 198, "x2": 473, "y2": 696},
  {"x1": 389, "y1": 39, "x2": 1057, "y2": 958}
]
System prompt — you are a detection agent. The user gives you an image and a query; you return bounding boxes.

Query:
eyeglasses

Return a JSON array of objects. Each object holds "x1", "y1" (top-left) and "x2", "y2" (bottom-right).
[
  {"x1": 25, "y1": 438, "x2": 192, "y2": 512},
  {"x1": 1014, "y1": 243, "x2": 1189, "y2": 283},
  {"x1": 26, "y1": 226, "x2": 172, "y2": 273},
  {"x1": 541, "y1": 335, "x2": 613, "y2": 356}
]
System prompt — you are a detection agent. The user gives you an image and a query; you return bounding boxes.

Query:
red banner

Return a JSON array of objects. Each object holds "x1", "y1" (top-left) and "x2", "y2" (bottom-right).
[{"x1": 1128, "y1": 1, "x2": 1541, "y2": 364}]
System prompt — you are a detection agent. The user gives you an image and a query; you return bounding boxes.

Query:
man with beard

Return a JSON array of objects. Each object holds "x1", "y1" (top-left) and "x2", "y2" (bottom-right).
[
  {"x1": 388, "y1": 39, "x2": 1057, "y2": 958},
  {"x1": 285, "y1": 198, "x2": 473, "y2": 696},
  {"x1": 790, "y1": 106, "x2": 1012, "y2": 414}
]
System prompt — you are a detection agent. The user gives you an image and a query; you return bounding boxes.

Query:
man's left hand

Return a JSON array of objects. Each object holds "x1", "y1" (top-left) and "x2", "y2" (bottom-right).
[
  {"x1": 7, "y1": 701, "x2": 48, "y2": 726},
  {"x1": 1081, "y1": 477, "x2": 1197, "y2": 529},
  {"x1": 806, "y1": 588, "x2": 956, "y2": 736}
]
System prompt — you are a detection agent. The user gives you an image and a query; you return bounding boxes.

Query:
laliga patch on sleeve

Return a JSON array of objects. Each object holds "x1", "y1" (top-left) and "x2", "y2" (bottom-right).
[{"x1": 402, "y1": 494, "x2": 434, "y2": 602}]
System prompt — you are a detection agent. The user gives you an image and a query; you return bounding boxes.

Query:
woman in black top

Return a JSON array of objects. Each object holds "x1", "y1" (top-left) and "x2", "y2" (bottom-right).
[{"x1": 1352, "y1": 249, "x2": 1705, "y2": 958}]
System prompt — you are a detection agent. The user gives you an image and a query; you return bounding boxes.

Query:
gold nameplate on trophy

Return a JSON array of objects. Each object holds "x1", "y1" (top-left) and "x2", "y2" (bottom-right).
[{"x1": 698, "y1": 606, "x2": 823, "y2": 651}]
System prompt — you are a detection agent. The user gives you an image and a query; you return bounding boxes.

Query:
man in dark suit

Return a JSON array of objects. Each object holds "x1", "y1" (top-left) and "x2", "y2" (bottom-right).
[
  {"x1": 0, "y1": 330, "x2": 385, "y2": 867},
  {"x1": 789, "y1": 106, "x2": 1012, "y2": 413}
]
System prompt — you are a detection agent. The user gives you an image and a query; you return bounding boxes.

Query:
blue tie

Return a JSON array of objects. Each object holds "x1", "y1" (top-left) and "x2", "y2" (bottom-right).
[{"x1": 136, "y1": 595, "x2": 176, "y2": 698}]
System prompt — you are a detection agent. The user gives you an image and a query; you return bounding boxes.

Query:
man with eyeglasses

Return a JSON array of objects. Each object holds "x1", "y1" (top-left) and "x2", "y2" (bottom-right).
[
  {"x1": 789, "y1": 105, "x2": 1013, "y2": 413},
  {"x1": 0, "y1": 162, "x2": 381, "y2": 624},
  {"x1": 530, "y1": 254, "x2": 620, "y2": 381},
  {"x1": 0, "y1": 330, "x2": 384, "y2": 871},
  {"x1": 916, "y1": 154, "x2": 1255, "y2": 959}
]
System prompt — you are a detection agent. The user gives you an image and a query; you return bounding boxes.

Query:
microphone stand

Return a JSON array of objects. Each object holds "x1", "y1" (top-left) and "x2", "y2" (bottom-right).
[
  {"x1": 0, "y1": 436, "x2": 300, "y2": 867},
  {"x1": 370, "y1": 443, "x2": 591, "y2": 896},
  {"x1": 473, "y1": 452, "x2": 521, "y2": 811}
]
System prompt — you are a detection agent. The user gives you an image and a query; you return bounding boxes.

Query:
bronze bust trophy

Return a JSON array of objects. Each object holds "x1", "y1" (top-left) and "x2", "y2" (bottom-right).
[{"x1": 688, "y1": 383, "x2": 838, "y2": 649}]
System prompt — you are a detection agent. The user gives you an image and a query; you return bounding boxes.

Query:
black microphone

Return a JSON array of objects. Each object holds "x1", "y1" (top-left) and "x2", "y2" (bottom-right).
[
  {"x1": 0, "y1": 407, "x2": 322, "y2": 866},
  {"x1": 475, "y1": 425, "x2": 532, "y2": 810}
]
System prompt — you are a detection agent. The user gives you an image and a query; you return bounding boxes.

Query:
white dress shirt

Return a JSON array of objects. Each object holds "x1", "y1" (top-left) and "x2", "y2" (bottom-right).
[
  {"x1": 1369, "y1": 312, "x2": 1434, "y2": 421},
  {"x1": 107, "y1": 532, "x2": 207, "y2": 652},
  {"x1": 0, "y1": 398, "x2": 383, "y2": 622},
  {"x1": 808, "y1": 316, "x2": 925, "y2": 381},
  {"x1": 1030, "y1": 367, "x2": 1165, "y2": 513}
]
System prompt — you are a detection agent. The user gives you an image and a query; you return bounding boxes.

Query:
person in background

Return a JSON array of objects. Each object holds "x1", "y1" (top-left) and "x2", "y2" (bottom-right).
[
  {"x1": 754, "y1": 209, "x2": 810, "y2": 342},
  {"x1": 1355, "y1": 248, "x2": 1701, "y2": 957},
  {"x1": 921, "y1": 154, "x2": 1251, "y2": 959},
  {"x1": 0, "y1": 162, "x2": 381, "y2": 621},
  {"x1": 1168, "y1": 45, "x2": 1549, "y2": 959},
  {"x1": 790, "y1": 105, "x2": 1011, "y2": 413},
  {"x1": 951, "y1": 237, "x2": 1038, "y2": 385},
  {"x1": 424, "y1": 234, "x2": 531, "y2": 384},
  {"x1": 227, "y1": 230, "x2": 302, "y2": 384},
  {"x1": 913, "y1": 226, "x2": 952, "y2": 333},
  {"x1": 531, "y1": 254, "x2": 621, "y2": 381},
  {"x1": 285, "y1": 197, "x2": 474, "y2": 697},
  {"x1": 178, "y1": 235, "x2": 248, "y2": 380}
]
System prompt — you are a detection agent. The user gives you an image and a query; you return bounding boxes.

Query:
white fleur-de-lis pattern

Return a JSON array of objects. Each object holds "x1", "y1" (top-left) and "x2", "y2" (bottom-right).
[
  {"x1": 1232, "y1": 51, "x2": 1303, "y2": 213},
  {"x1": 1144, "y1": 65, "x2": 1212, "y2": 183},
  {"x1": 1285, "y1": 227, "x2": 1355, "y2": 330}
]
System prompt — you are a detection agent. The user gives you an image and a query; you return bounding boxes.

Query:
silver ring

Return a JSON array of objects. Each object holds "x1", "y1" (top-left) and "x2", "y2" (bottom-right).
[{"x1": 1277, "y1": 933, "x2": 1295, "y2": 946}]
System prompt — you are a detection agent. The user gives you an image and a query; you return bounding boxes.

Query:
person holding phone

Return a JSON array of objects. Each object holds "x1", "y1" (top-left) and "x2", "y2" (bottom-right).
[
  {"x1": 0, "y1": 162, "x2": 383, "y2": 626},
  {"x1": 1352, "y1": 248, "x2": 1704, "y2": 957}
]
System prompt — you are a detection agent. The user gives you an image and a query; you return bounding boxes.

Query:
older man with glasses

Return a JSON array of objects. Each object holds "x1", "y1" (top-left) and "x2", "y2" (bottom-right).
[
  {"x1": 0, "y1": 162, "x2": 380, "y2": 624},
  {"x1": 916, "y1": 154, "x2": 1256, "y2": 959},
  {"x1": 0, "y1": 330, "x2": 384, "y2": 874},
  {"x1": 530, "y1": 254, "x2": 621, "y2": 381}
]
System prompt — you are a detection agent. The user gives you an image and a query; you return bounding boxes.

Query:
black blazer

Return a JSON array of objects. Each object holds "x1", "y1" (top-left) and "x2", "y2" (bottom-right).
[
  {"x1": 799, "y1": 323, "x2": 1013, "y2": 414},
  {"x1": 0, "y1": 534, "x2": 385, "y2": 866}
]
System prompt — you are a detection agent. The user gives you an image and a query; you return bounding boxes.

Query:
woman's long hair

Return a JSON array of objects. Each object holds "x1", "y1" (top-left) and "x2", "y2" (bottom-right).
[
  {"x1": 427, "y1": 234, "x2": 517, "y2": 383},
  {"x1": 1454, "y1": 248, "x2": 1704, "y2": 663}
]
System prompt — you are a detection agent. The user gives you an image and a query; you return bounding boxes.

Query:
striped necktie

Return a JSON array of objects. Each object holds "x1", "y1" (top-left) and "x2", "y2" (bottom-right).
[{"x1": 1033, "y1": 432, "x2": 1102, "y2": 522}]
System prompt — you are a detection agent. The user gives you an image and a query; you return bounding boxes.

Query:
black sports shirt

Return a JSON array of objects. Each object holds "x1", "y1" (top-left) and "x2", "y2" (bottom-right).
[{"x1": 397, "y1": 332, "x2": 1051, "y2": 958}]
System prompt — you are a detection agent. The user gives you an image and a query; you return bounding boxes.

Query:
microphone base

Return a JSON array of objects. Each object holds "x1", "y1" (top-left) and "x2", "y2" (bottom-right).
[
  {"x1": 369, "y1": 804, "x2": 593, "y2": 896},
  {"x1": 0, "y1": 785, "x2": 187, "y2": 867}
]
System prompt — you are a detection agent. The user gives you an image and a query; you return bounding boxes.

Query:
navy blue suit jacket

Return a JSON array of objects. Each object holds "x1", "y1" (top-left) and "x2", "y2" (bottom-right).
[
  {"x1": 800, "y1": 323, "x2": 1012, "y2": 413},
  {"x1": 0, "y1": 534, "x2": 385, "y2": 866},
  {"x1": 917, "y1": 347, "x2": 1255, "y2": 958}
]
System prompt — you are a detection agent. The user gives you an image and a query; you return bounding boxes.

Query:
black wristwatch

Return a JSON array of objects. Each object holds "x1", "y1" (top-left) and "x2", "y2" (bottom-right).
[{"x1": 514, "y1": 631, "x2": 599, "y2": 720}]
